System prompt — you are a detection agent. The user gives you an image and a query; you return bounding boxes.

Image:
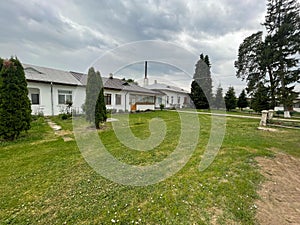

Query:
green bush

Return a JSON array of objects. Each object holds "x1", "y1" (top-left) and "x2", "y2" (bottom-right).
[
  {"x1": 60, "y1": 113, "x2": 69, "y2": 120},
  {"x1": 159, "y1": 104, "x2": 165, "y2": 111}
]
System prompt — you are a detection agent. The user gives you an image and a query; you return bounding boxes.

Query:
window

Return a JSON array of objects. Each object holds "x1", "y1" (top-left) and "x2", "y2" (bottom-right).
[
  {"x1": 129, "y1": 94, "x2": 155, "y2": 104},
  {"x1": 157, "y1": 97, "x2": 162, "y2": 104},
  {"x1": 31, "y1": 94, "x2": 40, "y2": 105},
  {"x1": 104, "y1": 94, "x2": 112, "y2": 105},
  {"x1": 58, "y1": 90, "x2": 72, "y2": 104},
  {"x1": 177, "y1": 96, "x2": 181, "y2": 104},
  {"x1": 28, "y1": 88, "x2": 40, "y2": 105},
  {"x1": 184, "y1": 97, "x2": 188, "y2": 104},
  {"x1": 167, "y1": 96, "x2": 169, "y2": 104},
  {"x1": 116, "y1": 94, "x2": 121, "y2": 105},
  {"x1": 171, "y1": 96, "x2": 174, "y2": 104}
]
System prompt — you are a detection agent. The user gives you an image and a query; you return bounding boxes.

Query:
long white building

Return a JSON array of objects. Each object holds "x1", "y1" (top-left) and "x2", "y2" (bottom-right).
[{"x1": 24, "y1": 64, "x2": 161, "y2": 115}]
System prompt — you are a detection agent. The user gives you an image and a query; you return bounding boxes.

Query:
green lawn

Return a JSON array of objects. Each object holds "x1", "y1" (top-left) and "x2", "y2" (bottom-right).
[{"x1": 1, "y1": 111, "x2": 299, "y2": 224}]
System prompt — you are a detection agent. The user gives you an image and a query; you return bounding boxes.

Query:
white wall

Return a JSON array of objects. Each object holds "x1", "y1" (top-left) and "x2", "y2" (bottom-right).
[
  {"x1": 104, "y1": 90, "x2": 130, "y2": 112},
  {"x1": 104, "y1": 91, "x2": 156, "y2": 112},
  {"x1": 28, "y1": 82, "x2": 52, "y2": 116},
  {"x1": 28, "y1": 81, "x2": 86, "y2": 116},
  {"x1": 156, "y1": 90, "x2": 190, "y2": 108},
  {"x1": 136, "y1": 104, "x2": 155, "y2": 111},
  {"x1": 27, "y1": 82, "x2": 157, "y2": 115}
]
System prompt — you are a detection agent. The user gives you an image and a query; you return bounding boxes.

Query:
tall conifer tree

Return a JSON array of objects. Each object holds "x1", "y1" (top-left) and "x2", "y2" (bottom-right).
[
  {"x1": 190, "y1": 54, "x2": 213, "y2": 109},
  {"x1": 0, "y1": 57, "x2": 31, "y2": 140},
  {"x1": 85, "y1": 67, "x2": 106, "y2": 128}
]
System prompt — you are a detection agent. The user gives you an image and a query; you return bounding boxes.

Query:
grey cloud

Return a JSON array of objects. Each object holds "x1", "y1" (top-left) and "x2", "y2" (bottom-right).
[{"x1": 2, "y1": 0, "x2": 294, "y2": 93}]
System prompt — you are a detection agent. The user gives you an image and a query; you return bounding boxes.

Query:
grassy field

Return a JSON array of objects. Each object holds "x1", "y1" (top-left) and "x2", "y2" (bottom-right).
[{"x1": 1, "y1": 111, "x2": 299, "y2": 224}]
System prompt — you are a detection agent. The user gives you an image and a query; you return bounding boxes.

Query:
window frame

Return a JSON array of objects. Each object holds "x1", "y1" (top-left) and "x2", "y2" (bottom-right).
[
  {"x1": 58, "y1": 90, "x2": 72, "y2": 105},
  {"x1": 31, "y1": 93, "x2": 40, "y2": 105},
  {"x1": 104, "y1": 93, "x2": 112, "y2": 105},
  {"x1": 115, "y1": 94, "x2": 122, "y2": 105}
]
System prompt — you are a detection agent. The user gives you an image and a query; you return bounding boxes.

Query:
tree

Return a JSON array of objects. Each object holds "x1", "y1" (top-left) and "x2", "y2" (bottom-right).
[
  {"x1": 122, "y1": 77, "x2": 138, "y2": 85},
  {"x1": 224, "y1": 87, "x2": 237, "y2": 111},
  {"x1": 264, "y1": 0, "x2": 300, "y2": 116},
  {"x1": 251, "y1": 83, "x2": 270, "y2": 112},
  {"x1": 190, "y1": 54, "x2": 213, "y2": 109},
  {"x1": 85, "y1": 67, "x2": 107, "y2": 128},
  {"x1": 94, "y1": 71, "x2": 107, "y2": 129},
  {"x1": 235, "y1": 0, "x2": 300, "y2": 117},
  {"x1": 235, "y1": 32, "x2": 279, "y2": 109},
  {"x1": 0, "y1": 57, "x2": 31, "y2": 140},
  {"x1": 85, "y1": 67, "x2": 98, "y2": 123},
  {"x1": 213, "y1": 84, "x2": 224, "y2": 110},
  {"x1": 237, "y1": 89, "x2": 248, "y2": 110}
]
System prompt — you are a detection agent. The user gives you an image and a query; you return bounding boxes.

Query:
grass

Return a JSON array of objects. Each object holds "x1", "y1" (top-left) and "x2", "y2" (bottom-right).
[{"x1": 1, "y1": 111, "x2": 299, "y2": 224}]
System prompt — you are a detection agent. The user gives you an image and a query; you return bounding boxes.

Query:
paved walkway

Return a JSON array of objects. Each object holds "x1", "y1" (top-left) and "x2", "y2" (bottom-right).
[{"x1": 45, "y1": 118, "x2": 73, "y2": 142}]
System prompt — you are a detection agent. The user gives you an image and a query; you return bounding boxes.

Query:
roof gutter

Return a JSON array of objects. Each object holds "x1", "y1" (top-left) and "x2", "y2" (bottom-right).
[
  {"x1": 125, "y1": 91, "x2": 129, "y2": 112},
  {"x1": 51, "y1": 82, "x2": 54, "y2": 116}
]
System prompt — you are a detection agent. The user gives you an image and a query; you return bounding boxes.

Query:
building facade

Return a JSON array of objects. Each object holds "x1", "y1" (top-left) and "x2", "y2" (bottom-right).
[{"x1": 24, "y1": 64, "x2": 159, "y2": 116}]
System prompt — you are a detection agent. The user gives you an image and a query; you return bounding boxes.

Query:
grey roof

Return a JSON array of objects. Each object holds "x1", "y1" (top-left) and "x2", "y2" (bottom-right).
[
  {"x1": 145, "y1": 83, "x2": 189, "y2": 94},
  {"x1": 70, "y1": 71, "x2": 159, "y2": 95},
  {"x1": 23, "y1": 64, "x2": 82, "y2": 86},
  {"x1": 23, "y1": 63, "x2": 160, "y2": 95}
]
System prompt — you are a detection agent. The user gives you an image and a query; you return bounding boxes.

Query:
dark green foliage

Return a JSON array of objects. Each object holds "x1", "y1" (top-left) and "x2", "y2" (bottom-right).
[
  {"x1": 235, "y1": 0, "x2": 300, "y2": 111},
  {"x1": 264, "y1": 0, "x2": 300, "y2": 111},
  {"x1": 121, "y1": 77, "x2": 138, "y2": 85},
  {"x1": 94, "y1": 71, "x2": 107, "y2": 129},
  {"x1": 85, "y1": 67, "x2": 106, "y2": 128},
  {"x1": 237, "y1": 89, "x2": 248, "y2": 110},
  {"x1": 85, "y1": 67, "x2": 98, "y2": 123},
  {"x1": 235, "y1": 32, "x2": 265, "y2": 93},
  {"x1": 0, "y1": 58, "x2": 3, "y2": 71},
  {"x1": 0, "y1": 57, "x2": 31, "y2": 140},
  {"x1": 60, "y1": 113, "x2": 71, "y2": 120},
  {"x1": 190, "y1": 81, "x2": 207, "y2": 109},
  {"x1": 251, "y1": 83, "x2": 270, "y2": 112},
  {"x1": 190, "y1": 54, "x2": 213, "y2": 109},
  {"x1": 224, "y1": 87, "x2": 237, "y2": 111},
  {"x1": 213, "y1": 84, "x2": 224, "y2": 109},
  {"x1": 159, "y1": 104, "x2": 164, "y2": 111}
]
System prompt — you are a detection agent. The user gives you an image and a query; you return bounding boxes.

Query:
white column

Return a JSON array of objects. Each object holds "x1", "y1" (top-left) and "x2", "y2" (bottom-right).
[
  {"x1": 268, "y1": 109, "x2": 274, "y2": 120},
  {"x1": 260, "y1": 110, "x2": 269, "y2": 126}
]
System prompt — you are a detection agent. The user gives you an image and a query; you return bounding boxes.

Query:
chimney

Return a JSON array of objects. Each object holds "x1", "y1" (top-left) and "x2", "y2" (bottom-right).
[
  {"x1": 109, "y1": 73, "x2": 113, "y2": 79},
  {"x1": 144, "y1": 61, "x2": 147, "y2": 79},
  {"x1": 154, "y1": 80, "x2": 157, "y2": 84},
  {"x1": 143, "y1": 61, "x2": 148, "y2": 87}
]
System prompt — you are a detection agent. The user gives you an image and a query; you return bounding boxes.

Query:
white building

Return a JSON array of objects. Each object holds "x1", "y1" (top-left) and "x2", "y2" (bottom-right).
[
  {"x1": 24, "y1": 64, "x2": 159, "y2": 116},
  {"x1": 145, "y1": 80, "x2": 190, "y2": 109},
  {"x1": 71, "y1": 71, "x2": 158, "y2": 113},
  {"x1": 25, "y1": 64, "x2": 86, "y2": 116}
]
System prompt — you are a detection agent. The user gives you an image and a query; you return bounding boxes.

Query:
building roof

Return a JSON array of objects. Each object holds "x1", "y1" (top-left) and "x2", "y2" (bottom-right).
[
  {"x1": 22, "y1": 63, "x2": 173, "y2": 96},
  {"x1": 70, "y1": 71, "x2": 159, "y2": 95},
  {"x1": 145, "y1": 83, "x2": 189, "y2": 94},
  {"x1": 23, "y1": 64, "x2": 82, "y2": 86}
]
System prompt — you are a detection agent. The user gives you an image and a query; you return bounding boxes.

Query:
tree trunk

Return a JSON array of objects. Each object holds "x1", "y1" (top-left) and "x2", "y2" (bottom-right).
[{"x1": 268, "y1": 66, "x2": 276, "y2": 109}]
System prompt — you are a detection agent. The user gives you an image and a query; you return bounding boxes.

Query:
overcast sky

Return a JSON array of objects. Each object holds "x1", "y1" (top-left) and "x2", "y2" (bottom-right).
[{"x1": 2, "y1": 0, "x2": 296, "y2": 94}]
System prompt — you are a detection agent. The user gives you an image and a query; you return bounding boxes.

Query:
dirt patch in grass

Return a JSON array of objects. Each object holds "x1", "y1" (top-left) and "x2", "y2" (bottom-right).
[{"x1": 255, "y1": 153, "x2": 300, "y2": 225}]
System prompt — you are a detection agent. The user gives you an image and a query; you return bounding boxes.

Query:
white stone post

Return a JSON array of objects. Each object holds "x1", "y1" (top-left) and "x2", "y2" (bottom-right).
[
  {"x1": 268, "y1": 110, "x2": 274, "y2": 120},
  {"x1": 260, "y1": 110, "x2": 268, "y2": 127},
  {"x1": 284, "y1": 111, "x2": 291, "y2": 118}
]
